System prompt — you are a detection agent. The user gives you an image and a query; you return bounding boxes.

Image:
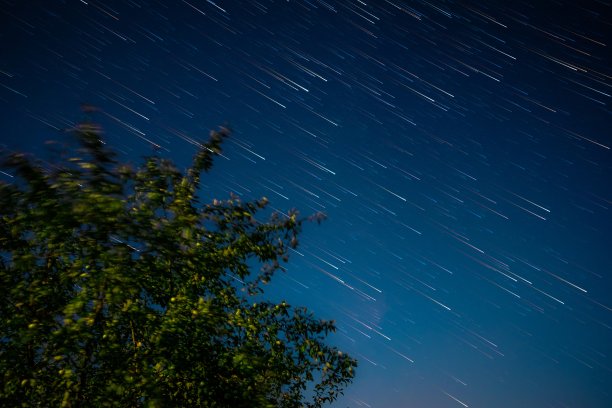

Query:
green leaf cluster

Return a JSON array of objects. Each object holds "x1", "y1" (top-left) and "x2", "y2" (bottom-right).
[{"x1": 0, "y1": 119, "x2": 356, "y2": 407}]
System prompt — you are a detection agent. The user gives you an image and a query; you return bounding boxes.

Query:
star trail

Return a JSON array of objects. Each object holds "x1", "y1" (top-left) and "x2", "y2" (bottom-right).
[{"x1": 1, "y1": 0, "x2": 611, "y2": 406}]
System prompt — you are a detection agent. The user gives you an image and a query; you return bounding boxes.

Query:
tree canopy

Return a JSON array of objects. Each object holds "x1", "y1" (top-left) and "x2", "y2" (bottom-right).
[{"x1": 0, "y1": 115, "x2": 356, "y2": 407}]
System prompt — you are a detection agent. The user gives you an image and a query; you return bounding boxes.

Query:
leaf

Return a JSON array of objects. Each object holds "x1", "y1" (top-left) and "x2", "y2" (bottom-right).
[{"x1": 0, "y1": 115, "x2": 357, "y2": 408}]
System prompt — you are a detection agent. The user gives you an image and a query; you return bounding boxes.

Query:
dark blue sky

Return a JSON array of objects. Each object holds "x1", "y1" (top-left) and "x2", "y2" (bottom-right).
[{"x1": 1, "y1": 0, "x2": 611, "y2": 406}]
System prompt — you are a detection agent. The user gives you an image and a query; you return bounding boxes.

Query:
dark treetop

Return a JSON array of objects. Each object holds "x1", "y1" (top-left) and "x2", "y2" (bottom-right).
[{"x1": 0, "y1": 121, "x2": 356, "y2": 407}]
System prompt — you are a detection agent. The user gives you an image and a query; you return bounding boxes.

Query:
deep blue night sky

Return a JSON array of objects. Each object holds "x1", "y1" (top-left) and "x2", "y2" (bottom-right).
[{"x1": 1, "y1": 0, "x2": 611, "y2": 406}]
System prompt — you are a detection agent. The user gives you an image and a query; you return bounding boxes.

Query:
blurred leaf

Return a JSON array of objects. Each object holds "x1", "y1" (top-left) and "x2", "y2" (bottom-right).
[{"x1": 0, "y1": 114, "x2": 356, "y2": 407}]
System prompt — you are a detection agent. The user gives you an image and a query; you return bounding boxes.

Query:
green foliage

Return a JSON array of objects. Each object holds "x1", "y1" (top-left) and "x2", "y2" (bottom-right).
[{"x1": 0, "y1": 119, "x2": 356, "y2": 407}]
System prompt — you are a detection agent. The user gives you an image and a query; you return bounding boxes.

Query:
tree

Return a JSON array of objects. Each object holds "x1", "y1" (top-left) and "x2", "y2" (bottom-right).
[{"x1": 0, "y1": 113, "x2": 357, "y2": 407}]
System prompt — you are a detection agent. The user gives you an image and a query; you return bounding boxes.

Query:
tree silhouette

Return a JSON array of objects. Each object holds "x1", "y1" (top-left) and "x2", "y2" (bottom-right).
[{"x1": 0, "y1": 114, "x2": 356, "y2": 407}]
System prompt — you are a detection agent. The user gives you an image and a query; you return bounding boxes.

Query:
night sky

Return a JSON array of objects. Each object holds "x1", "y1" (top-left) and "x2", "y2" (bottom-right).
[{"x1": 1, "y1": 0, "x2": 611, "y2": 407}]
